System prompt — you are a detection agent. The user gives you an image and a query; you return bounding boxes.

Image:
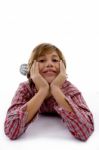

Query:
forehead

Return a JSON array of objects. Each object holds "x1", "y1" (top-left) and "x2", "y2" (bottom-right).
[{"x1": 39, "y1": 51, "x2": 59, "y2": 58}]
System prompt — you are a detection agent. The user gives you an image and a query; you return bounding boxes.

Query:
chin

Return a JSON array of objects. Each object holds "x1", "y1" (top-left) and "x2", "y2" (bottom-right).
[
  {"x1": 45, "y1": 77, "x2": 55, "y2": 84},
  {"x1": 47, "y1": 80, "x2": 53, "y2": 84}
]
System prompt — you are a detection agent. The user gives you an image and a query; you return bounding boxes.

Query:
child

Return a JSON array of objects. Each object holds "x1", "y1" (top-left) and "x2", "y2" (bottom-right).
[{"x1": 4, "y1": 43, "x2": 94, "y2": 141}]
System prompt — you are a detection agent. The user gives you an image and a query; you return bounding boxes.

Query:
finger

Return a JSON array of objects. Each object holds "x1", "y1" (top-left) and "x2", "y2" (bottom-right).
[
  {"x1": 35, "y1": 61, "x2": 39, "y2": 74},
  {"x1": 60, "y1": 60, "x2": 66, "y2": 73},
  {"x1": 62, "y1": 61, "x2": 65, "y2": 69},
  {"x1": 33, "y1": 60, "x2": 36, "y2": 73},
  {"x1": 30, "y1": 60, "x2": 36, "y2": 75},
  {"x1": 60, "y1": 60, "x2": 64, "y2": 71}
]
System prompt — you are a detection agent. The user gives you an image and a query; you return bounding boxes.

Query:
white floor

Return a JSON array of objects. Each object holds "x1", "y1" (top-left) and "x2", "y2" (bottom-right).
[{"x1": 1, "y1": 91, "x2": 99, "y2": 150}]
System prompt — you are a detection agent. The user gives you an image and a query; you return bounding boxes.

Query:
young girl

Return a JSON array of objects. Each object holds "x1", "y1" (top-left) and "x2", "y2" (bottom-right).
[{"x1": 4, "y1": 43, "x2": 94, "y2": 141}]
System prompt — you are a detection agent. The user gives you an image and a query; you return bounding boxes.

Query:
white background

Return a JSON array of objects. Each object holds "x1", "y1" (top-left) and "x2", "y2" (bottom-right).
[{"x1": 0, "y1": 0, "x2": 99, "y2": 150}]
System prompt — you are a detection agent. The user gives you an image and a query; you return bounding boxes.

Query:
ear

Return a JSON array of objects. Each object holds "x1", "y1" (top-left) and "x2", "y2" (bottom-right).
[{"x1": 20, "y1": 64, "x2": 28, "y2": 76}]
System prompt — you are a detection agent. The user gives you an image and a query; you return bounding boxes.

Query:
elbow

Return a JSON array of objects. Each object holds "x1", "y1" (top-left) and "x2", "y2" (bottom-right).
[
  {"x1": 80, "y1": 130, "x2": 94, "y2": 142},
  {"x1": 4, "y1": 132, "x2": 18, "y2": 140},
  {"x1": 83, "y1": 124, "x2": 94, "y2": 141},
  {"x1": 4, "y1": 119, "x2": 20, "y2": 140},
  {"x1": 77, "y1": 123, "x2": 94, "y2": 142}
]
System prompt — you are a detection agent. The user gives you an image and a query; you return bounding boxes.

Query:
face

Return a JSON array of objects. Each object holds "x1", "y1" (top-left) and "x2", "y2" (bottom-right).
[{"x1": 37, "y1": 51, "x2": 60, "y2": 83}]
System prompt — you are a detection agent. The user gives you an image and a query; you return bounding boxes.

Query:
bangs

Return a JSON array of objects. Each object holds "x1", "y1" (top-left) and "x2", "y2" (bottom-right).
[
  {"x1": 33, "y1": 44, "x2": 58, "y2": 59},
  {"x1": 36, "y1": 49, "x2": 55, "y2": 58}
]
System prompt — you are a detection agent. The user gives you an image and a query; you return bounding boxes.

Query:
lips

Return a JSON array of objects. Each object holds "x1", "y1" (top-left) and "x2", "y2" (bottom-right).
[
  {"x1": 42, "y1": 69, "x2": 56, "y2": 76},
  {"x1": 43, "y1": 70, "x2": 56, "y2": 73}
]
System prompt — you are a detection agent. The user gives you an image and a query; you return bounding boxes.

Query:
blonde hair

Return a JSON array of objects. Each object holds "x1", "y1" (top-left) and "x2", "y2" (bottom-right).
[{"x1": 27, "y1": 43, "x2": 66, "y2": 81}]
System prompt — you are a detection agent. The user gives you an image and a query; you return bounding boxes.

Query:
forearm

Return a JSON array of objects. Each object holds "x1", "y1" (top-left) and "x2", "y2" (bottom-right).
[
  {"x1": 51, "y1": 86, "x2": 74, "y2": 112},
  {"x1": 4, "y1": 104, "x2": 28, "y2": 140},
  {"x1": 53, "y1": 90, "x2": 94, "y2": 141},
  {"x1": 55, "y1": 104, "x2": 94, "y2": 141},
  {"x1": 26, "y1": 89, "x2": 48, "y2": 123}
]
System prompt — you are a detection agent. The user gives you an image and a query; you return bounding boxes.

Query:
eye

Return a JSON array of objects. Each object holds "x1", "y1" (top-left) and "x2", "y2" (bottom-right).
[
  {"x1": 38, "y1": 59, "x2": 46, "y2": 63},
  {"x1": 52, "y1": 59, "x2": 59, "y2": 62}
]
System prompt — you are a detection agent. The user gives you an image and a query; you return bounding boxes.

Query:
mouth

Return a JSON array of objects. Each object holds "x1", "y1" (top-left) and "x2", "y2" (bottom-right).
[{"x1": 42, "y1": 70, "x2": 56, "y2": 76}]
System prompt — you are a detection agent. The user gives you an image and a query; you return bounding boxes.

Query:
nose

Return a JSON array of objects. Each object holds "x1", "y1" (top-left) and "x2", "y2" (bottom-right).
[{"x1": 46, "y1": 60, "x2": 54, "y2": 67}]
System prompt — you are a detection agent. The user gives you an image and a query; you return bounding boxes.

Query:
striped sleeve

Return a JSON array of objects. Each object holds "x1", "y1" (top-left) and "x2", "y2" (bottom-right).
[
  {"x1": 54, "y1": 81, "x2": 94, "y2": 141},
  {"x1": 4, "y1": 82, "x2": 34, "y2": 140}
]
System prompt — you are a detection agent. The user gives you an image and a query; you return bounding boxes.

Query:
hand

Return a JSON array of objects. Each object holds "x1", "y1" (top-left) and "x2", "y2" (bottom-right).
[
  {"x1": 50, "y1": 60, "x2": 67, "y2": 89},
  {"x1": 30, "y1": 60, "x2": 49, "y2": 93}
]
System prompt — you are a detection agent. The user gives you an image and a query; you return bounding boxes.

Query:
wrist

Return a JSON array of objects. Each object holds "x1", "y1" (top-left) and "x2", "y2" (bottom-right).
[
  {"x1": 39, "y1": 87, "x2": 49, "y2": 95},
  {"x1": 50, "y1": 85, "x2": 60, "y2": 94},
  {"x1": 50, "y1": 83, "x2": 59, "y2": 89}
]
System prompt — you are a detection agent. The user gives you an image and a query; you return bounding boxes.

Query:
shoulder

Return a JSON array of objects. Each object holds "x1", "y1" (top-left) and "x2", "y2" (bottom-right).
[
  {"x1": 62, "y1": 80, "x2": 81, "y2": 96},
  {"x1": 11, "y1": 81, "x2": 34, "y2": 104},
  {"x1": 17, "y1": 81, "x2": 35, "y2": 96},
  {"x1": 18, "y1": 81, "x2": 30, "y2": 90}
]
